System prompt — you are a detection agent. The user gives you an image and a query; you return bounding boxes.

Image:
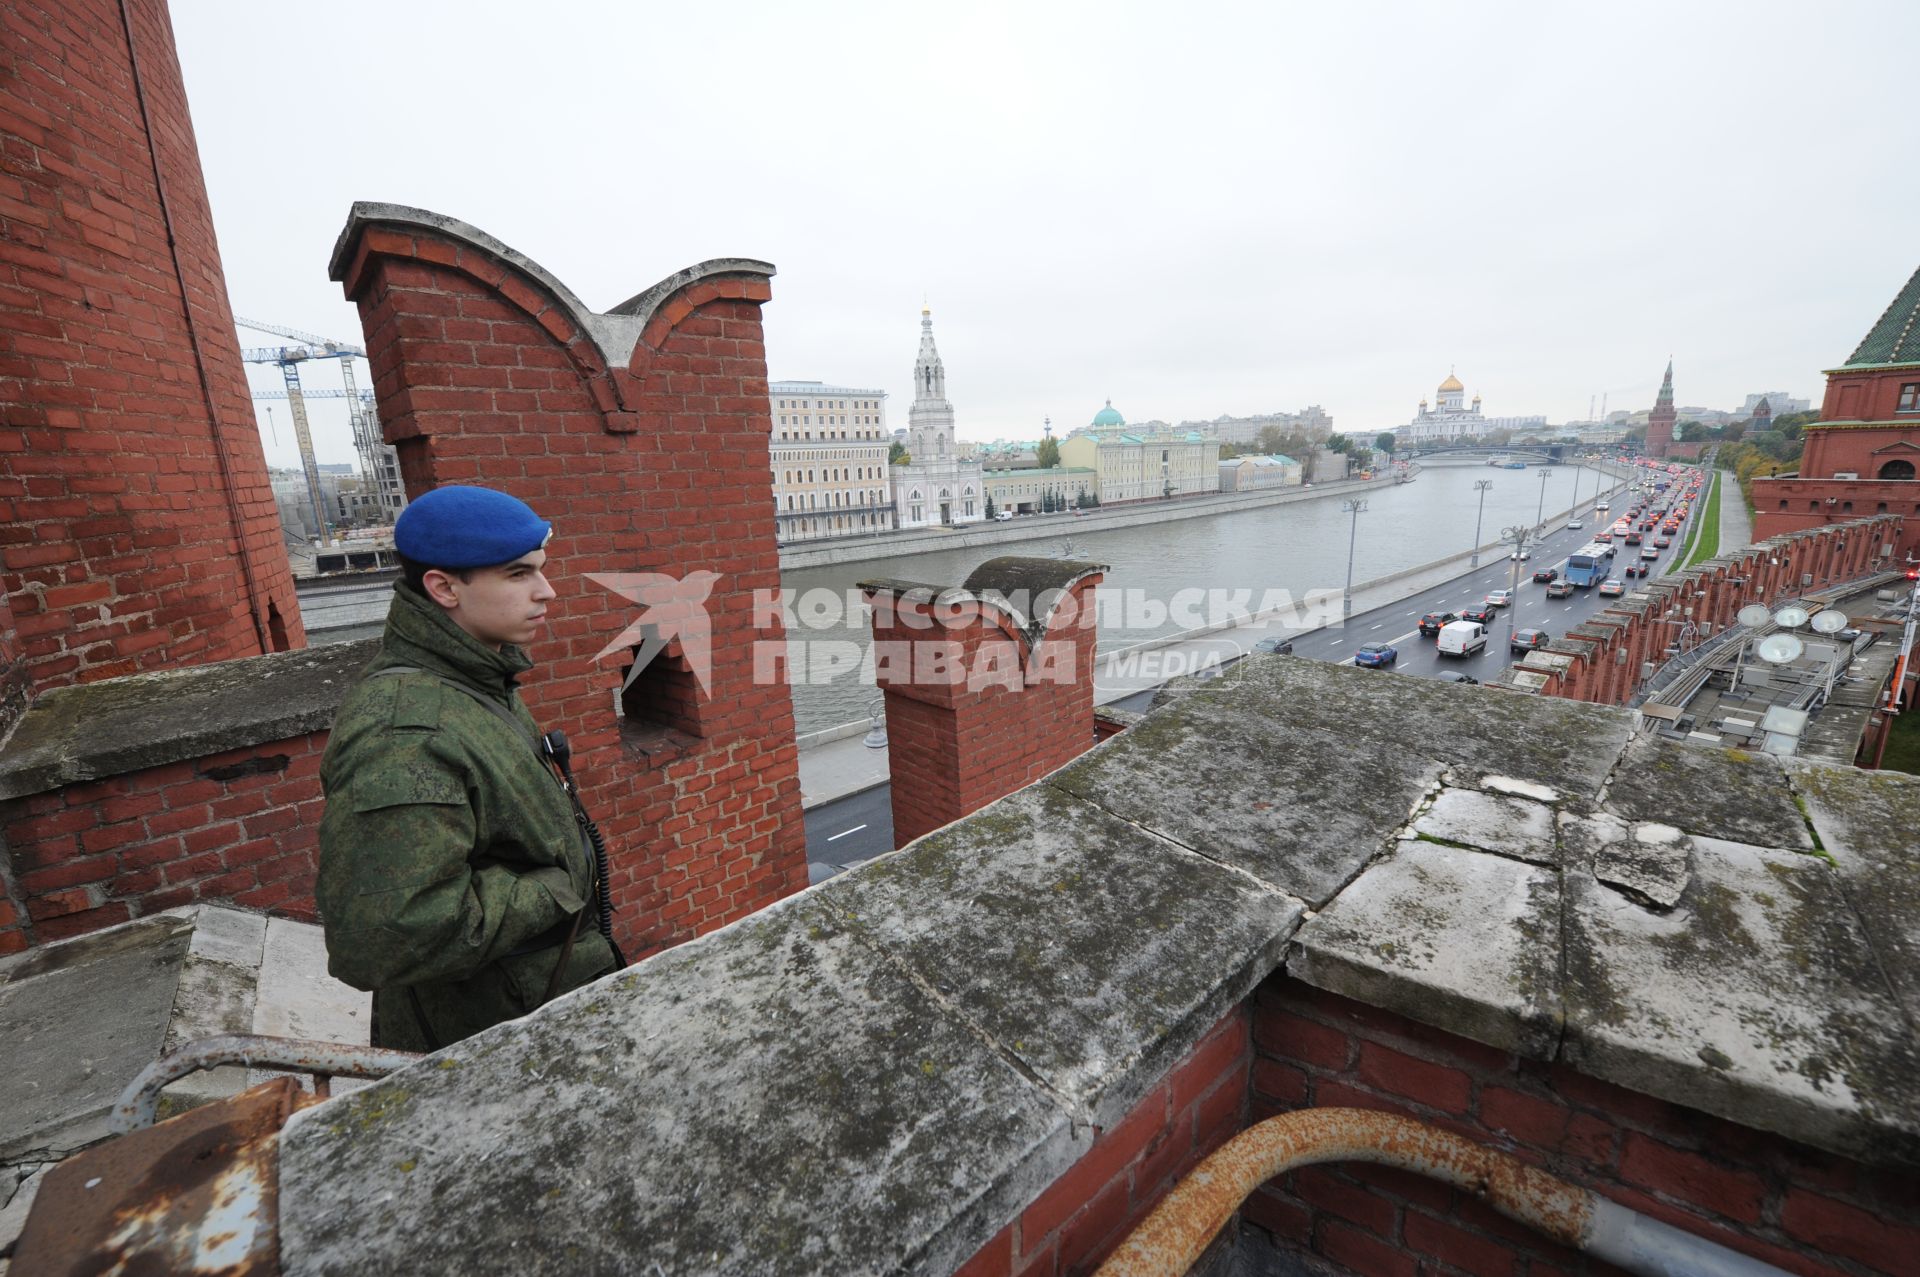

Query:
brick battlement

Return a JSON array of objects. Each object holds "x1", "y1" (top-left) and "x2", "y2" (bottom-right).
[
  {"x1": 0, "y1": 641, "x2": 370, "y2": 950},
  {"x1": 1501, "y1": 513, "x2": 1903, "y2": 707}
]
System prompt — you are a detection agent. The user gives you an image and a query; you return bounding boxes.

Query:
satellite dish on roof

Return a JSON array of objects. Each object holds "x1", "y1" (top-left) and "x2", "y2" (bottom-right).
[
  {"x1": 1773, "y1": 606, "x2": 1810, "y2": 629},
  {"x1": 1756, "y1": 633, "x2": 1805, "y2": 665},
  {"x1": 1736, "y1": 604, "x2": 1771, "y2": 628},
  {"x1": 1809, "y1": 609, "x2": 1849, "y2": 635}
]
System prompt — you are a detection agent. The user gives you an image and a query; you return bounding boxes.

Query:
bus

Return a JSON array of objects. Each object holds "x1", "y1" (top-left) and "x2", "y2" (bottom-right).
[{"x1": 1564, "y1": 551, "x2": 1608, "y2": 588}]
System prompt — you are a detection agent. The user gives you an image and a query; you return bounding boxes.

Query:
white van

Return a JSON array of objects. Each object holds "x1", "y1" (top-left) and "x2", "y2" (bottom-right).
[
  {"x1": 1436, "y1": 620, "x2": 1488, "y2": 657},
  {"x1": 994, "y1": 510, "x2": 1014, "y2": 522}
]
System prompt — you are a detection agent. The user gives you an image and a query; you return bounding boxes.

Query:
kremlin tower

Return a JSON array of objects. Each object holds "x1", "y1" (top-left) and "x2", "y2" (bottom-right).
[{"x1": 1645, "y1": 360, "x2": 1676, "y2": 458}]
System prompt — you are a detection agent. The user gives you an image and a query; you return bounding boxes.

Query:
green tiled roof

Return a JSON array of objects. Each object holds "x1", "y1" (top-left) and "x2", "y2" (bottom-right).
[{"x1": 1844, "y1": 262, "x2": 1920, "y2": 368}]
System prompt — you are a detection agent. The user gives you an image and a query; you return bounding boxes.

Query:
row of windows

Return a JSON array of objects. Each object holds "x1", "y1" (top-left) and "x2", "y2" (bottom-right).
[
  {"x1": 785, "y1": 490, "x2": 887, "y2": 511},
  {"x1": 772, "y1": 447, "x2": 888, "y2": 462},
  {"x1": 783, "y1": 511, "x2": 887, "y2": 538},
  {"x1": 776, "y1": 399, "x2": 881, "y2": 411},
  {"x1": 777, "y1": 415, "x2": 884, "y2": 427},
  {"x1": 907, "y1": 500, "x2": 977, "y2": 521},
  {"x1": 776, "y1": 428, "x2": 887, "y2": 442},
  {"x1": 782, "y1": 466, "x2": 884, "y2": 485}
]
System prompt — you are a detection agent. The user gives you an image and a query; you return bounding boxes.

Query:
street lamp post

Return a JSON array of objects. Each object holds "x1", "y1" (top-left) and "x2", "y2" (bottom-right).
[
  {"x1": 1567, "y1": 466, "x2": 1581, "y2": 522},
  {"x1": 1535, "y1": 468, "x2": 1554, "y2": 532},
  {"x1": 1470, "y1": 479, "x2": 1493, "y2": 568},
  {"x1": 1341, "y1": 498, "x2": 1368, "y2": 619},
  {"x1": 1501, "y1": 523, "x2": 1533, "y2": 652}
]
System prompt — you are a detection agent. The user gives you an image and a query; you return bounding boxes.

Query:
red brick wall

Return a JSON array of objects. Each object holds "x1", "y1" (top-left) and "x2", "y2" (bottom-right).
[
  {"x1": 333, "y1": 214, "x2": 807, "y2": 959},
  {"x1": 956, "y1": 1011, "x2": 1251, "y2": 1277},
  {"x1": 0, "y1": 732, "x2": 323, "y2": 954},
  {"x1": 1820, "y1": 369, "x2": 1920, "y2": 427},
  {"x1": 953, "y1": 976, "x2": 1915, "y2": 1277},
  {"x1": 866, "y1": 573, "x2": 1102, "y2": 848},
  {"x1": 1799, "y1": 422, "x2": 1920, "y2": 480},
  {"x1": 1531, "y1": 516, "x2": 1904, "y2": 705},
  {"x1": 0, "y1": 0, "x2": 302, "y2": 689},
  {"x1": 1752, "y1": 480, "x2": 1920, "y2": 558},
  {"x1": 1245, "y1": 978, "x2": 1917, "y2": 1277}
]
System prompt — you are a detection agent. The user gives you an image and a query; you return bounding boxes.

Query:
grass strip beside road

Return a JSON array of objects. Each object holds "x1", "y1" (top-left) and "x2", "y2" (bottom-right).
[{"x1": 1679, "y1": 471, "x2": 1722, "y2": 569}]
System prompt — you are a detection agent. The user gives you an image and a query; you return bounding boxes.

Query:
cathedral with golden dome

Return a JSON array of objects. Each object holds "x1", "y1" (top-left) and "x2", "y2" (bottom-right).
[{"x1": 1399, "y1": 370, "x2": 1546, "y2": 444}]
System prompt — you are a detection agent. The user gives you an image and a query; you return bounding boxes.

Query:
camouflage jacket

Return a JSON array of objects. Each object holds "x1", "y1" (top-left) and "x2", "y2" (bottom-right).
[{"x1": 317, "y1": 584, "x2": 615, "y2": 1051}]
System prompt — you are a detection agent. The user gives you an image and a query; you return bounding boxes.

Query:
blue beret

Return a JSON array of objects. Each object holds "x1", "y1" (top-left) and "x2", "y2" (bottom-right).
[{"x1": 393, "y1": 486, "x2": 553, "y2": 569}]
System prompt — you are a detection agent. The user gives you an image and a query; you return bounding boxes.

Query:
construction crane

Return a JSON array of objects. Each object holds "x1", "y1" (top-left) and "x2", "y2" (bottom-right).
[{"x1": 235, "y1": 318, "x2": 403, "y2": 539}]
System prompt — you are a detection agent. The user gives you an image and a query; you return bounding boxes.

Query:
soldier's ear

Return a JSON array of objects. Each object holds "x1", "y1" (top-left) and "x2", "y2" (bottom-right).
[{"x1": 420, "y1": 568, "x2": 463, "y2": 611}]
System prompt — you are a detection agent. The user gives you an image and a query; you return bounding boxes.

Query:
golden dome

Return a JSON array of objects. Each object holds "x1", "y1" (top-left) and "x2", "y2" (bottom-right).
[{"x1": 1438, "y1": 372, "x2": 1464, "y2": 393}]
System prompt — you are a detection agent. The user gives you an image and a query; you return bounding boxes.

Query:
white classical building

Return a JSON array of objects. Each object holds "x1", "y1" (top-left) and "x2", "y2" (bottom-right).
[
  {"x1": 890, "y1": 308, "x2": 985, "y2": 529},
  {"x1": 1399, "y1": 371, "x2": 1548, "y2": 444}
]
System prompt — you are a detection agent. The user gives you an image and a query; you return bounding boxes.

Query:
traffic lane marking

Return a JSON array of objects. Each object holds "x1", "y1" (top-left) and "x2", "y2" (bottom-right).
[{"x1": 826, "y1": 823, "x2": 868, "y2": 842}]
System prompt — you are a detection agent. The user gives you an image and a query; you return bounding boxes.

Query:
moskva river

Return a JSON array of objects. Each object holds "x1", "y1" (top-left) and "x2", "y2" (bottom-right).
[{"x1": 777, "y1": 462, "x2": 1619, "y2": 733}]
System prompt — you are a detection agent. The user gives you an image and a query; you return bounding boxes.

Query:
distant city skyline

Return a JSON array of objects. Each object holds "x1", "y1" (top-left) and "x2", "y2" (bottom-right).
[{"x1": 175, "y1": 1, "x2": 1918, "y2": 471}]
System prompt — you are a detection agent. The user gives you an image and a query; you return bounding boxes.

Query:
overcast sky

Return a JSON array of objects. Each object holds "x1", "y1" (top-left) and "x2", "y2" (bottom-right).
[{"x1": 172, "y1": 1, "x2": 1920, "y2": 470}]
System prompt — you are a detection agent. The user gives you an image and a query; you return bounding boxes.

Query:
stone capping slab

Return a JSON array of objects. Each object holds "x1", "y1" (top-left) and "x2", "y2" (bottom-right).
[
  {"x1": 1601, "y1": 734, "x2": 1813, "y2": 851},
  {"x1": 1293, "y1": 838, "x2": 1562, "y2": 1058},
  {"x1": 812, "y1": 783, "x2": 1303, "y2": 1128},
  {"x1": 1562, "y1": 834, "x2": 1920, "y2": 1164},
  {"x1": 0, "y1": 640, "x2": 377, "y2": 801},
  {"x1": 1412, "y1": 787, "x2": 1558, "y2": 865},
  {"x1": 266, "y1": 660, "x2": 1920, "y2": 1275},
  {"x1": 280, "y1": 890, "x2": 1081, "y2": 1277},
  {"x1": 327, "y1": 201, "x2": 775, "y2": 375},
  {"x1": 1784, "y1": 760, "x2": 1920, "y2": 1029}
]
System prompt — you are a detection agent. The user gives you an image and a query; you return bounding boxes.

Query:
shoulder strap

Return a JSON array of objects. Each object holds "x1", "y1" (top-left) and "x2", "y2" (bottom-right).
[{"x1": 367, "y1": 666, "x2": 541, "y2": 757}]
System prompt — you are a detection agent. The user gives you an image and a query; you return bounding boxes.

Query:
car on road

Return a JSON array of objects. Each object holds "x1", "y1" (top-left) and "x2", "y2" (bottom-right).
[
  {"x1": 1436, "y1": 620, "x2": 1489, "y2": 657},
  {"x1": 1459, "y1": 605, "x2": 1496, "y2": 625},
  {"x1": 1486, "y1": 589, "x2": 1513, "y2": 608},
  {"x1": 1419, "y1": 611, "x2": 1459, "y2": 637},
  {"x1": 1532, "y1": 567, "x2": 1559, "y2": 583},
  {"x1": 1597, "y1": 578, "x2": 1625, "y2": 597},
  {"x1": 1354, "y1": 642, "x2": 1398, "y2": 668},
  {"x1": 1624, "y1": 561, "x2": 1649, "y2": 578},
  {"x1": 1596, "y1": 502, "x2": 1610, "y2": 513},
  {"x1": 1566, "y1": 519, "x2": 1583, "y2": 530},
  {"x1": 1252, "y1": 636, "x2": 1294, "y2": 655},
  {"x1": 1436, "y1": 671, "x2": 1481, "y2": 685},
  {"x1": 1510, "y1": 628, "x2": 1550, "y2": 654},
  {"x1": 1509, "y1": 549, "x2": 1531, "y2": 561},
  {"x1": 1653, "y1": 536, "x2": 1672, "y2": 548},
  {"x1": 1624, "y1": 531, "x2": 1642, "y2": 545},
  {"x1": 1546, "y1": 579, "x2": 1575, "y2": 599},
  {"x1": 994, "y1": 510, "x2": 1015, "y2": 521}
]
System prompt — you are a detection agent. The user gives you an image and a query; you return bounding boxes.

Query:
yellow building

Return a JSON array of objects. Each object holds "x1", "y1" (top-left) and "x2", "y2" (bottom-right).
[
  {"x1": 981, "y1": 466, "x2": 1097, "y2": 514},
  {"x1": 1058, "y1": 401, "x2": 1220, "y2": 503}
]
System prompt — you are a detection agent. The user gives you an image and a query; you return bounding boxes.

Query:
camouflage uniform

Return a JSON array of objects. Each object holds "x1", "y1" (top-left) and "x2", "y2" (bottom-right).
[{"x1": 317, "y1": 583, "x2": 616, "y2": 1051}]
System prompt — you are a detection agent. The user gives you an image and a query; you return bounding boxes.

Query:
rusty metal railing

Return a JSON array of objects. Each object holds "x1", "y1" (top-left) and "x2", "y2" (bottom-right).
[
  {"x1": 1095, "y1": 1108, "x2": 1790, "y2": 1277},
  {"x1": 111, "y1": 1033, "x2": 422, "y2": 1133}
]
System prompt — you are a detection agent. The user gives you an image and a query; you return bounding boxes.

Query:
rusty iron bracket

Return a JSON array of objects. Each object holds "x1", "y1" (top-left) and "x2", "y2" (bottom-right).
[{"x1": 111, "y1": 1033, "x2": 423, "y2": 1134}]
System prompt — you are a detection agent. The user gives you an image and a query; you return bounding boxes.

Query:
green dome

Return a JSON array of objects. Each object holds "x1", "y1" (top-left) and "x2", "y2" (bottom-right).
[{"x1": 1091, "y1": 399, "x2": 1125, "y2": 427}]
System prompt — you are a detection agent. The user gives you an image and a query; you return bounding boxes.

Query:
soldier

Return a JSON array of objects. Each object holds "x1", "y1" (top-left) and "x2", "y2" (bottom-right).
[{"x1": 316, "y1": 485, "x2": 619, "y2": 1051}]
